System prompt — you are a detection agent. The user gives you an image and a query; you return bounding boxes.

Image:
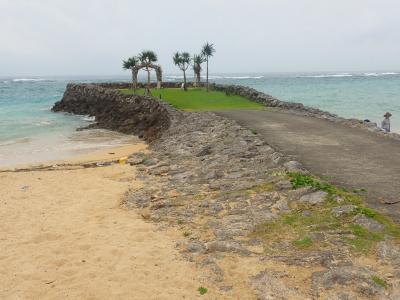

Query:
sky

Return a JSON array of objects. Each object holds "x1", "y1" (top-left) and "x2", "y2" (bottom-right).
[{"x1": 1, "y1": 0, "x2": 400, "y2": 76}]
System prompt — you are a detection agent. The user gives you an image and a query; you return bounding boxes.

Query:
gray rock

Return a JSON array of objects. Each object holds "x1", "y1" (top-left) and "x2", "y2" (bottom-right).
[
  {"x1": 377, "y1": 240, "x2": 400, "y2": 262},
  {"x1": 353, "y1": 214, "x2": 385, "y2": 232},
  {"x1": 275, "y1": 180, "x2": 292, "y2": 190},
  {"x1": 251, "y1": 270, "x2": 302, "y2": 300},
  {"x1": 331, "y1": 205, "x2": 357, "y2": 217},
  {"x1": 205, "y1": 241, "x2": 251, "y2": 256},
  {"x1": 271, "y1": 198, "x2": 289, "y2": 214},
  {"x1": 312, "y1": 267, "x2": 385, "y2": 298},
  {"x1": 186, "y1": 241, "x2": 206, "y2": 255},
  {"x1": 283, "y1": 160, "x2": 306, "y2": 173},
  {"x1": 299, "y1": 190, "x2": 328, "y2": 205}
]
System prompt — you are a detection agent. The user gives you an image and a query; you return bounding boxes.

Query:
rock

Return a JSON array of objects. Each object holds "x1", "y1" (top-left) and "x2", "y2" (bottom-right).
[
  {"x1": 205, "y1": 241, "x2": 251, "y2": 256},
  {"x1": 185, "y1": 241, "x2": 206, "y2": 255},
  {"x1": 299, "y1": 190, "x2": 328, "y2": 205},
  {"x1": 52, "y1": 84, "x2": 173, "y2": 141},
  {"x1": 196, "y1": 145, "x2": 212, "y2": 157},
  {"x1": 271, "y1": 198, "x2": 289, "y2": 214},
  {"x1": 251, "y1": 270, "x2": 301, "y2": 299},
  {"x1": 312, "y1": 267, "x2": 386, "y2": 298},
  {"x1": 127, "y1": 156, "x2": 144, "y2": 165},
  {"x1": 353, "y1": 214, "x2": 385, "y2": 233},
  {"x1": 149, "y1": 166, "x2": 169, "y2": 175},
  {"x1": 283, "y1": 160, "x2": 306, "y2": 173},
  {"x1": 331, "y1": 205, "x2": 357, "y2": 217},
  {"x1": 377, "y1": 240, "x2": 400, "y2": 263},
  {"x1": 275, "y1": 180, "x2": 292, "y2": 190}
]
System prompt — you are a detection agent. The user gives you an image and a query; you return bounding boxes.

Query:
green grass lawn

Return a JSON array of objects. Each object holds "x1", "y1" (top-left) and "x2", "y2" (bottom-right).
[{"x1": 118, "y1": 88, "x2": 264, "y2": 111}]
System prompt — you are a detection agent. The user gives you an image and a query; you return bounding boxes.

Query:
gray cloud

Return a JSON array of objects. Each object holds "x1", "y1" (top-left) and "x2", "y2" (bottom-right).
[{"x1": 1, "y1": 0, "x2": 400, "y2": 76}]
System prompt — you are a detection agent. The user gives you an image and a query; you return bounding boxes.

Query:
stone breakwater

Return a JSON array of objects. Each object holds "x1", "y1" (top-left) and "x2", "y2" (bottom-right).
[
  {"x1": 52, "y1": 83, "x2": 180, "y2": 140},
  {"x1": 52, "y1": 83, "x2": 400, "y2": 298},
  {"x1": 124, "y1": 111, "x2": 400, "y2": 299},
  {"x1": 211, "y1": 83, "x2": 400, "y2": 141}
]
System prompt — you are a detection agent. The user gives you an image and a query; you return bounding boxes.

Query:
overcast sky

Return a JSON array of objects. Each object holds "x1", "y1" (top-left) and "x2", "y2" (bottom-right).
[{"x1": 1, "y1": 0, "x2": 400, "y2": 76}]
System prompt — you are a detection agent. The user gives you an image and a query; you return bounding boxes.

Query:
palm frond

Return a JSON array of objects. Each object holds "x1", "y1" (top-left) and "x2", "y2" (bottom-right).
[{"x1": 201, "y1": 42, "x2": 216, "y2": 57}]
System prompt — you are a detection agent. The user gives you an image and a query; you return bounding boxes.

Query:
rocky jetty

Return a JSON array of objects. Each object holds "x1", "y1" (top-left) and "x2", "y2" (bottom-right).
[
  {"x1": 124, "y1": 111, "x2": 400, "y2": 299},
  {"x1": 53, "y1": 82, "x2": 400, "y2": 297},
  {"x1": 52, "y1": 84, "x2": 179, "y2": 140}
]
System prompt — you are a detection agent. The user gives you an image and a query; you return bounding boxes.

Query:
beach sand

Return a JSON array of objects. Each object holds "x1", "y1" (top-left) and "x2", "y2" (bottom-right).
[{"x1": 0, "y1": 143, "x2": 222, "y2": 299}]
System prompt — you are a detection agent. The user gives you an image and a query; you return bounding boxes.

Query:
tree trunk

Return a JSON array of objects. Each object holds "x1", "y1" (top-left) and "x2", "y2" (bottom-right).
[
  {"x1": 131, "y1": 69, "x2": 137, "y2": 93},
  {"x1": 183, "y1": 70, "x2": 187, "y2": 91},
  {"x1": 193, "y1": 70, "x2": 197, "y2": 87},
  {"x1": 196, "y1": 70, "x2": 201, "y2": 87},
  {"x1": 145, "y1": 68, "x2": 151, "y2": 95},
  {"x1": 206, "y1": 58, "x2": 209, "y2": 92},
  {"x1": 147, "y1": 68, "x2": 151, "y2": 89}
]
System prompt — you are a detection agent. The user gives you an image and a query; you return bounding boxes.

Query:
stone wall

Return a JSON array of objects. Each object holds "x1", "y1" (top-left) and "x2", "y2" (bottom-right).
[
  {"x1": 96, "y1": 82, "x2": 204, "y2": 90},
  {"x1": 52, "y1": 83, "x2": 179, "y2": 141}
]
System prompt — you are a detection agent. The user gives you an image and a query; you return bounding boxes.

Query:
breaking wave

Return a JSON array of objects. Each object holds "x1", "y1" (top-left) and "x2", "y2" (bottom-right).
[
  {"x1": 299, "y1": 73, "x2": 353, "y2": 78},
  {"x1": 11, "y1": 78, "x2": 52, "y2": 82}
]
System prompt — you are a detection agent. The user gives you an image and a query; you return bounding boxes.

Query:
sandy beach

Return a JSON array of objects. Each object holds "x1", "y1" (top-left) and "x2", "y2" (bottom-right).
[{"x1": 0, "y1": 143, "x2": 222, "y2": 299}]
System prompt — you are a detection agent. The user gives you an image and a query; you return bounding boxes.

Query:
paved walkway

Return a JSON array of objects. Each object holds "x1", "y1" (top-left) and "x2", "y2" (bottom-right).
[{"x1": 216, "y1": 109, "x2": 400, "y2": 222}]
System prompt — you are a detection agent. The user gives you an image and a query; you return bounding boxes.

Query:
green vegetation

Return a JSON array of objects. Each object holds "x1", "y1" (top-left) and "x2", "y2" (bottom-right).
[
  {"x1": 254, "y1": 172, "x2": 400, "y2": 254},
  {"x1": 119, "y1": 88, "x2": 264, "y2": 111},
  {"x1": 192, "y1": 54, "x2": 205, "y2": 87},
  {"x1": 201, "y1": 42, "x2": 216, "y2": 92},
  {"x1": 122, "y1": 50, "x2": 161, "y2": 94},
  {"x1": 173, "y1": 52, "x2": 191, "y2": 90},
  {"x1": 371, "y1": 275, "x2": 388, "y2": 289},
  {"x1": 288, "y1": 172, "x2": 337, "y2": 194},
  {"x1": 293, "y1": 236, "x2": 313, "y2": 248},
  {"x1": 198, "y1": 287, "x2": 208, "y2": 295},
  {"x1": 346, "y1": 225, "x2": 384, "y2": 253},
  {"x1": 250, "y1": 128, "x2": 258, "y2": 135}
]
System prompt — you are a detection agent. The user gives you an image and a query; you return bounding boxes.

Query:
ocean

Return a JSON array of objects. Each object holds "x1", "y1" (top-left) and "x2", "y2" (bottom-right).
[{"x1": 1, "y1": 72, "x2": 399, "y2": 166}]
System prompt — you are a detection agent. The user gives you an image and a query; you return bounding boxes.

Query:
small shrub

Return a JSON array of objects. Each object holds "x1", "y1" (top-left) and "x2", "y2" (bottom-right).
[
  {"x1": 288, "y1": 173, "x2": 336, "y2": 194},
  {"x1": 293, "y1": 236, "x2": 313, "y2": 248},
  {"x1": 198, "y1": 286, "x2": 208, "y2": 295},
  {"x1": 371, "y1": 275, "x2": 388, "y2": 289}
]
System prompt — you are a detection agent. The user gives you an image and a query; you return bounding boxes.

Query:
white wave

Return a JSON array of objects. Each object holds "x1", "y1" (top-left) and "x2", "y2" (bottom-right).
[
  {"x1": 2, "y1": 80, "x2": 9, "y2": 83},
  {"x1": 12, "y1": 78, "x2": 50, "y2": 82},
  {"x1": 381, "y1": 72, "x2": 398, "y2": 75},
  {"x1": 0, "y1": 138, "x2": 31, "y2": 147},
  {"x1": 363, "y1": 73, "x2": 379, "y2": 76},
  {"x1": 83, "y1": 116, "x2": 95, "y2": 122},
  {"x1": 223, "y1": 76, "x2": 264, "y2": 79},
  {"x1": 39, "y1": 107, "x2": 51, "y2": 111},
  {"x1": 166, "y1": 75, "x2": 194, "y2": 79},
  {"x1": 300, "y1": 73, "x2": 353, "y2": 78},
  {"x1": 35, "y1": 120, "x2": 53, "y2": 126}
]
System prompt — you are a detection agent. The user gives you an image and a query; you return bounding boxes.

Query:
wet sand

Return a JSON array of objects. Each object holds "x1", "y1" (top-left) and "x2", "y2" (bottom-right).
[{"x1": 0, "y1": 143, "x2": 222, "y2": 299}]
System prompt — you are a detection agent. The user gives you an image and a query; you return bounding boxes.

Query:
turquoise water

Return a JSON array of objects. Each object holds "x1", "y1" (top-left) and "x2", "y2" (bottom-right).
[
  {"x1": 0, "y1": 77, "x2": 137, "y2": 166},
  {"x1": 1, "y1": 73, "x2": 399, "y2": 165},
  {"x1": 208, "y1": 72, "x2": 400, "y2": 132}
]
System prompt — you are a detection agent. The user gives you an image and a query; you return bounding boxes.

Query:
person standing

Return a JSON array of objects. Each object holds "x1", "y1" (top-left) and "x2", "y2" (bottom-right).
[{"x1": 382, "y1": 112, "x2": 392, "y2": 132}]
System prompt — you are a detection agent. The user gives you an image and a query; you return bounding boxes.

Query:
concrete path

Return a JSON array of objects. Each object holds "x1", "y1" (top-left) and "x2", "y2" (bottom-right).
[{"x1": 215, "y1": 109, "x2": 400, "y2": 222}]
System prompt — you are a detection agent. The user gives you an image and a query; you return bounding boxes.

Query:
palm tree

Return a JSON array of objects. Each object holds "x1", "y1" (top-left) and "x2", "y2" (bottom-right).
[
  {"x1": 122, "y1": 56, "x2": 138, "y2": 91},
  {"x1": 173, "y1": 52, "x2": 191, "y2": 91},
  {"x1": 138, "y1": 50, "x2": 158, "y2": 94},
  {"x1": 201, "y1": 42, "x2": 216, "y2": 92},
  {"x1": 192, "y1": 54, "x2": 205, "y2": 87}
]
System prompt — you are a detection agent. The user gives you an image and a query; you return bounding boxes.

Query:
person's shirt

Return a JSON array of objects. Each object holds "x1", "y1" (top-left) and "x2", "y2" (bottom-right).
[{"x1": 382, "y1": 118, "x2": 391, "y2": 132}]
